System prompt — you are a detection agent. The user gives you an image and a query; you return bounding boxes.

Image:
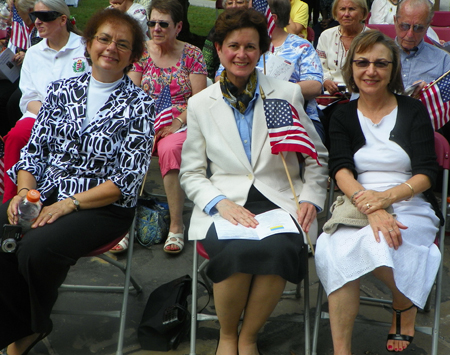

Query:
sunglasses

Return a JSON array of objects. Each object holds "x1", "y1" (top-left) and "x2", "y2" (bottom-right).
[
  {"x1": 29, "y1": 11, "x2": 62, "y2": 23},
  {"x1": 352, "y1": 59, "x2": 393, "y2": 68},
  {"x1": 397, "y1": 22, "x2": 427, "y2": 33},
  {"x1": 147, "y1": 20, "x2": 170, "y2": 28}
]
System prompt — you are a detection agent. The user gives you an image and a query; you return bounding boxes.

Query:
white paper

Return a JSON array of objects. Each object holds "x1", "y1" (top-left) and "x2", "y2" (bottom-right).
[
  {"x1": 0, "y1": 48, "x2": 19, "y2": 83},
  {"x1": 265, "y1": 54, "x2": 295, "y2": 82},
  {"x1": 213, "y1": 208, "x2": 299, "y2": 240}
]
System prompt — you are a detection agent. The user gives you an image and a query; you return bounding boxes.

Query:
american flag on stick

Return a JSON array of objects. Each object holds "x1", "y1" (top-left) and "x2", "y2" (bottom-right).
[
  {"x1": 419, "y1": 69, "x2": 450, "y2": 130},
  {"x1": 252, "y1": 0, "x2": 275, "y2": 39},
  {"x1": 264, "y1": 98, "x2": 321, "y2": 165},
  {"x1": 154, "y1": 85, "x2": 173, "y2": 132},
  {"x1": 11, "y1": 5, "x2": 32, "y2": 50}
]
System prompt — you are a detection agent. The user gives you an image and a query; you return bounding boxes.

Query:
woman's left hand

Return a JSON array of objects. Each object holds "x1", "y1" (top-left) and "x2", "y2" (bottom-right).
[
  {"x1": 367, "y1": 209, "x2": 408, "y2": 249},
  {"x1": 296, "y1": 202, "x2": 317, "y2": 234},
  {"x1": 32, "y1": 199, "x2": 75, "y2": 228},
  {"x1": 155, "y1": 122, "x2": 181, "y2": 140},
  {"x1": 354, "y1": 190, "x2": 391, "y2": 214}
]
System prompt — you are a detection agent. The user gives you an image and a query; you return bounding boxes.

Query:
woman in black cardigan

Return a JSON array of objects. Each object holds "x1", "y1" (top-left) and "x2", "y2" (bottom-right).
[{"x1": 315, "y1": 30, "x2": 441, "y2": 354}]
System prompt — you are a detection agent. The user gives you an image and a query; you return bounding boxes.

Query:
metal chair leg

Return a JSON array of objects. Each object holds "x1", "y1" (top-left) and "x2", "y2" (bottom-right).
[
  {"x1": 189, "y1": 240, "x2": 199, "y2": 355},
  {"x1": 312, "y1": 282, "x2": 324, "y2": 355}
]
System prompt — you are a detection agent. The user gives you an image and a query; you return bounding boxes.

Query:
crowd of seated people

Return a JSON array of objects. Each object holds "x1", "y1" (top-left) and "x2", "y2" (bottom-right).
[{"x1": 0, "y1": 0, "x2": 450, "y2": 353}]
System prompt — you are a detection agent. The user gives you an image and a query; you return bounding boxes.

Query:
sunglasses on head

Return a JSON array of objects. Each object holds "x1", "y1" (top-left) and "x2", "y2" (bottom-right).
[
  {"x1": 147, "y1": 20, "x2": 170, "y2": 28},
  {"x1": 29, "y1": 11, "x2": 62, "y2": 22},
  {"x1": 397, "y1": 22, "x2": 426, "y2": 33},
  {"x1": 352, "y1": 59, "x2": 393, "y2": 68}
]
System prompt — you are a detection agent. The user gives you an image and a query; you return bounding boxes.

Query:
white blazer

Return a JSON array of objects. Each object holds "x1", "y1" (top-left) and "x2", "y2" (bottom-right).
[{"x1": 180, "y1": 72, "x2": 328, "y2": 241}]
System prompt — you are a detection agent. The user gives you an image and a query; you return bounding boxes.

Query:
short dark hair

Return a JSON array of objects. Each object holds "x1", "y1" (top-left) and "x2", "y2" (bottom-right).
[
  {"x1": 148, "y1": 0, "x2": 184, "y2": 24},
  {"x1": 268, "y1": 0, "x2": 291, "y2": 28},
  {"x1": 342, "y1": 30, "x2": 404, "y2": 94},
  {"x1": 213, "y1": 7, "x2": 270, "y2": 54},
  {"x1": 83, "y1": 8, "x2": 145, "y2": 74}
]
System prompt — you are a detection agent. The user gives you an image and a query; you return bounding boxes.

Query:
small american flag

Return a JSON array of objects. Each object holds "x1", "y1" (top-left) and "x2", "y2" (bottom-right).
[
  {"x1": 419, "y1": 72, "x2": 450, "y2": 130},
  {"x1": 154, "y1": 85, "x2": 173, "y2": 132},
  {"x1": 264, "y1": 98, "x2": 321, "y2": 165},
  {"x1": 11, "y1": 5, "x2": 32, "y2": 50},
  {"x1": 252, "y1": 0, "x2": 275, "y2": 39}
]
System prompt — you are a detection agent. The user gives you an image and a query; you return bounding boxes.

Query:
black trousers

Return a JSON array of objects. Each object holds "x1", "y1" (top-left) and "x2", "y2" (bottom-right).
[{"x1": 0, "y1": 195, "x2": 135, "y2": 348}]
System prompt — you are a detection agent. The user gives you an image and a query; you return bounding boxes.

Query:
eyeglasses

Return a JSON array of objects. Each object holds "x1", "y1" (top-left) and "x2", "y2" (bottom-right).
[
  {"x1": 147, "y1": 20, "x2": 170, "y2": 28},
  {"x1": 352, "y1": 59, "x2": 393, "y2": 68},
  {"x1": 225, "y1": 0, "x2": 248, "y2": 6},
  {"x1": 94, "y1": 35, "x2": 132, "y2": 52},
  {"x1": 29, "y1": 11, "x2": 62, "y2": 23},
  {"x1": 397, "y1": 22, "x2": 427, "y2": 33}
]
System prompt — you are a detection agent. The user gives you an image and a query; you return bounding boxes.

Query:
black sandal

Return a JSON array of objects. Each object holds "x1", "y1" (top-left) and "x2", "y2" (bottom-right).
[{"x1": 386, "y1": 304, "x2": 416, "y2": 352}]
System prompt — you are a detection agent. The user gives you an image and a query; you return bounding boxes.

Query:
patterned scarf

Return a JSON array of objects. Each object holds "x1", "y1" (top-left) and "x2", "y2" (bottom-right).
[{"x1": 219, "y1": 69, "x2": 258, "y2": 114}]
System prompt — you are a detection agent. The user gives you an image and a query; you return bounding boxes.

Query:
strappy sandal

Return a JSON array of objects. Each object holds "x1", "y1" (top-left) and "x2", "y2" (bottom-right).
[
  {"x1": 386, "y1": 304, "x2": 416, "y2": 352},
  {"x1": 109, "y1": 233, "x2": 129, "y2": 254},
  {"x1": 163, "y1": 227, "x2": 185, "y2": 254},
  {"x1": 22, "y1": 331, "x2": 51, "y2": 355}
]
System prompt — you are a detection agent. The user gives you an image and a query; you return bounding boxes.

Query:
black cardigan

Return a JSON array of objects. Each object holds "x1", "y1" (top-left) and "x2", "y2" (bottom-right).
[{"x1": 328, "y1": 94, "x2": 443, "y2": 224}]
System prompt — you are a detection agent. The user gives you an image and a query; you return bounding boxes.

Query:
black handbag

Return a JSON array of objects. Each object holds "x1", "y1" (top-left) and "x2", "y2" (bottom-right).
[{"x1": 138, "y1": 274, "x2": 192, "y2": 351}]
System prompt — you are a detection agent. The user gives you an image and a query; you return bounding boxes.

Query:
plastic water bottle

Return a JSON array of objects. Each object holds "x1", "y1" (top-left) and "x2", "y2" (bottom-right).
[{"x1": 18, "y1": 190, "x2": 42, "y2": 233}]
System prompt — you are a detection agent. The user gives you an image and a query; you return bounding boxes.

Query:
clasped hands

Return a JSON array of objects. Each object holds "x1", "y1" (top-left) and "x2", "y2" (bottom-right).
[
  {"x1": 353, "y1": 190, "x2": 407, "y2": 250},
  {"x1": 7, "y1": 196, "x2": 76, "y2": 228},
  {"x1": 216, "y1": 198, "x2": 316, "y2": 234}
]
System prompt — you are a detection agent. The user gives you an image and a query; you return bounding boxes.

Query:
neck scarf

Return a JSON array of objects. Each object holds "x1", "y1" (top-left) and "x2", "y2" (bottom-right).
[{"x1": 219, "y1": 69, "x2": 257, "y2": 114}]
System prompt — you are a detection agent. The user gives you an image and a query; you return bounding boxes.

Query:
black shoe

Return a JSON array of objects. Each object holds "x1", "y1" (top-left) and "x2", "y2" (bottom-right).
[{"x1": 386, "y1": 304, "x2": 416, "y2": 352}]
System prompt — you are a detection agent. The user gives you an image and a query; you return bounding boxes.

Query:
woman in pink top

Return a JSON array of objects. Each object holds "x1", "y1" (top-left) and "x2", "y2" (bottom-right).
[{"x1": 128, "y1": 0, "x2": 207, "y2": 254}]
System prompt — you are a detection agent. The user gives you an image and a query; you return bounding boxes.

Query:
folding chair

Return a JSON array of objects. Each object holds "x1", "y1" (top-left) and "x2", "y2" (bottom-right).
[
  {"x1": 53, "y1": 215, "x2": 142, "y2": 355},
  {"x1": 311, "y1": 131, "x2": 449, "y2": 355},
  {"x1": 189, "y1": 239, "x2": 310, "y2": 355}
]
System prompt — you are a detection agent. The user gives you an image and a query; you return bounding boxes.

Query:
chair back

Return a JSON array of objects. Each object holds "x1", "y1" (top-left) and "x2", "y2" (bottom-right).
[
  {"x1": 196, "y1": 241, "x2": 210, "y2": 260},
  {"x1": 307, "y1": 26, "x2": 315, "y2": 43},
  {"x1": 434, "y1": 131, "x2": 450, "y2": 170},
  {"x1": 431, "y1": 26, "x2": 450, "y2": 43},
  {"x1": 366, "y1": 24, "x2": 397, "y2": 39},
  {"x1": 431, "y1": 11, "x2": 450, "y2": 27}
]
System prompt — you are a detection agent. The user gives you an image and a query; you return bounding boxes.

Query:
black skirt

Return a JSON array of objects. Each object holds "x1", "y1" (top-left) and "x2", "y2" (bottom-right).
[{"x1": 201, "y1": 186, "x2": 308, "y2": 284}]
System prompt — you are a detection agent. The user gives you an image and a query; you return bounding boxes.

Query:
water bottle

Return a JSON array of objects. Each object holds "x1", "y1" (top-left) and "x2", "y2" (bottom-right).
[
  {"x1": 18, "y1": 190, "x2": 42, "y2": 233},
  {"x1": 446, "y1": 197, "x2": 450, "y2": 234}
]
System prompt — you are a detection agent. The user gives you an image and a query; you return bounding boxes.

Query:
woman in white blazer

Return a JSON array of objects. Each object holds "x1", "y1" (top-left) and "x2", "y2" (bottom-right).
[{"x1": 180, "y1": 8, "x2": 328, "y2": 355}]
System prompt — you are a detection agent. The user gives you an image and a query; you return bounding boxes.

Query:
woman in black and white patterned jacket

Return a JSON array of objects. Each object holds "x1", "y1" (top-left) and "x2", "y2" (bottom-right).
[{"x1": 0, "y1": 9, "x2": 154, "y2": 355}]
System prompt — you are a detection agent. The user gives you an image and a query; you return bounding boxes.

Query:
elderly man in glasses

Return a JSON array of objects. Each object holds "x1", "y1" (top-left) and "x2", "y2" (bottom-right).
[{"x1": 394, "y1": 0, "x2": 450, "y2": 96}]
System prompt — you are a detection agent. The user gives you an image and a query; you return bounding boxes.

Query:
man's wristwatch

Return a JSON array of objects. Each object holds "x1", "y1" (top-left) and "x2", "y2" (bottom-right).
[{"x1": 69, "y1": 196, "x2": 80, "y2": 211}]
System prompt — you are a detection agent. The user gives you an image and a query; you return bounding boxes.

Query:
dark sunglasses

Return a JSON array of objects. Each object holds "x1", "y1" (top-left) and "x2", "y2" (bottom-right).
[
  {"x1": 29, "y1": 11, "x2": 62, "y2": 23},
  {"x1": 397, "y1": 22, "x2": 426, "y2": 33},
  {"x1": 352, "y1": 59, "x2": 393, "y2": 68},
  {"x1": 147, "y1": 20, "x2": 170, "y2": 28}
]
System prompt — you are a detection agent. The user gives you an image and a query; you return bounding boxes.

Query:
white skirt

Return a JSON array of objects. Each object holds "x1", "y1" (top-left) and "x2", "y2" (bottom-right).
[{"x1": 315, "y1": 194, "x2": 441, "y2": 308}]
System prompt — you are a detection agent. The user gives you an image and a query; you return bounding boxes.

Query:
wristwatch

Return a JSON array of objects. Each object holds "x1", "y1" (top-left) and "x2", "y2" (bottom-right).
[{"x1": 69, "y1": 196, "x2": 80, "y2": 211}]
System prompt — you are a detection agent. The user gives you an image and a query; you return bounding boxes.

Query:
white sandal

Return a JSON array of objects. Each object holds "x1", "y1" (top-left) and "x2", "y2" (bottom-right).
[
  {"x1": 163, "y1": 228, "x2": 185, "y2": 254},
  {"x1": 109, "y1": 233, "x2": 129, "y2": 254}
]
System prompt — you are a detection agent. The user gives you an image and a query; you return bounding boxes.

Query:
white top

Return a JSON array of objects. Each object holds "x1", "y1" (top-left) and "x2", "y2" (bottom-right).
[
  {"x1": 127, "y1": 3, "x2": 149, "y2": 41},
  {"x1": 84, "y1": 76, "x2": 122, "y2": 130},
  {"x1": 19, "y1": 32, "x2": 90, "y2": 119}
]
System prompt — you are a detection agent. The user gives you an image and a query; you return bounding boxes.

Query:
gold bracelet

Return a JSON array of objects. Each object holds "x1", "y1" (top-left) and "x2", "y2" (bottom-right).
[
  {"x1": 174, "y1": 116, "x2": 185, "y2": 127},
  {"x1": 403, "y1": 182, "x2": 414, "y2": 200}
]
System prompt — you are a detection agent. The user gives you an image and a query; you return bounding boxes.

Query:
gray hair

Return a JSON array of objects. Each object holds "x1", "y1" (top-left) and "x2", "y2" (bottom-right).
[
  {"x1": 331, "y1": 0, "x2": 368, "y2": 22},
  {"x1": 34, "y1": 0, "x2": 70, "y2": 17},
  {"x1": 15, "y1": 0, "x2": 35, "y2": 13},
  {"x1": 396, "y1": 0, "x2": 434, "y2": 25},
  {"x1": 268, "y1": 0, "x2": 291, "y2": 28}
]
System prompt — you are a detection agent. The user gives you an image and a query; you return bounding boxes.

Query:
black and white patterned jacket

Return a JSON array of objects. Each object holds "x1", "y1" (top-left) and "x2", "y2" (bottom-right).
[{"x1": 10, "y1": 73, "x2": 155, "y2": 208}]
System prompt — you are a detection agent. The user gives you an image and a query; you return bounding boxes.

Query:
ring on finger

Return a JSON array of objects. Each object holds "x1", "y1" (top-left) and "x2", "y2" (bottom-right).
[
  {"x1": 48, "y1": 213, "x2": 53, "y2": 217},
  {"x1": 388, "y1": 229, "x2": 394, "y2": 232},
  {"x1": 366, "y1": 203, "x2": 371, "y2": 208}
]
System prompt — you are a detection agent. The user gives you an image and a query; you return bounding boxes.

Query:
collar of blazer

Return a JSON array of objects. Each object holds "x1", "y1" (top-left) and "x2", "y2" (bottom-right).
[{"x1": 208, "y1": 71, "x2": 276, "y2": 171}]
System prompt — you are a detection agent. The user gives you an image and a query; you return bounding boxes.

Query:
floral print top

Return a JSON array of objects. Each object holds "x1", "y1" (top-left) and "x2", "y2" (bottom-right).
[{"x1": 132, "y1": 42, "x2": 207, "y2": 120}]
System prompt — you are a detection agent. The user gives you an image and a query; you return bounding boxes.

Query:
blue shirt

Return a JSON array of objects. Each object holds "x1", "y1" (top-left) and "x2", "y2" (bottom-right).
[
  {"x1": 398, "y1": 38, "x2": 450, "y2": 88},
  {"x1": 204, "y1": 84, "x2": 260, "y2": 215}
]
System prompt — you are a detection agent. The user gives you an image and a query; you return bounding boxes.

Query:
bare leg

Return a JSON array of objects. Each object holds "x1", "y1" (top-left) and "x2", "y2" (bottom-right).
[
  {"x1": 162, "y1": 170, "x2": 185, "y2": 251},
  {"x1": 328, "y1": 279, "x2": 360, "y2": 355},
  {"x1": 372, "y1": 267, "x2": 416, "y2": 352},
  {"x1": 214, "y1": 273, "x2": 253, "y2": 355},
  {"x1": 6, "y1": 333, "x2": 41, "y2": 355},
  {"x1": 239, "y1": 275, "x2": 286, "y2": 355}
]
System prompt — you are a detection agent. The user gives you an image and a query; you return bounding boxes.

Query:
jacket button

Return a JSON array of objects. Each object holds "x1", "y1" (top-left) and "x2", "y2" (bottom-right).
[{"x1": 247, "y1": 174, "x2": 253, "y2": 180}]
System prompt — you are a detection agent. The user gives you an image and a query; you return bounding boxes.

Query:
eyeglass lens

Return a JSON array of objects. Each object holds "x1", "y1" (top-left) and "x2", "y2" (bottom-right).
[
  {"x1": 29, "y1": 11, "x2": 61, "y2": 23},
  {"x1": 147, "y1": 20, "x2": 169, "y2": 28},
  {"x1": 353, "y1": 60, "x2": 392, "y2": 68},
  {"x1": 398, "y1": 22, "x2": 426, "y2": 33},
  {"x1": 95, "y1": 36, "x2": 131, "y2": 51}
]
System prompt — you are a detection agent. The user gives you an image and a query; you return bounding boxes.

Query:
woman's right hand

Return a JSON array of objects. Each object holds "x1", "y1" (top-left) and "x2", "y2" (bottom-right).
[
  {"x1": 323, "y1": 79, "x2": 339, "y2": 95},
  {"x1": 7, "y1": 195, "x2": 24, "y2": 225},
  {"x1": 216, "y1": 199, "x2": 258, "y2": 228},
  {"x1": 367, "y1": 209, "x2": 407, "y2": 250}
]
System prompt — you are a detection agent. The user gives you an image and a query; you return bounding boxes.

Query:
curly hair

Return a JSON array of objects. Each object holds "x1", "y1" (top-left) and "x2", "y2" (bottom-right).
[
  {"x1": 83, "y1": 8, "x2": 145, "y2": 74},
  {"x1": 213, "y1": 7, "x2": 270, "y2": 54}
]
